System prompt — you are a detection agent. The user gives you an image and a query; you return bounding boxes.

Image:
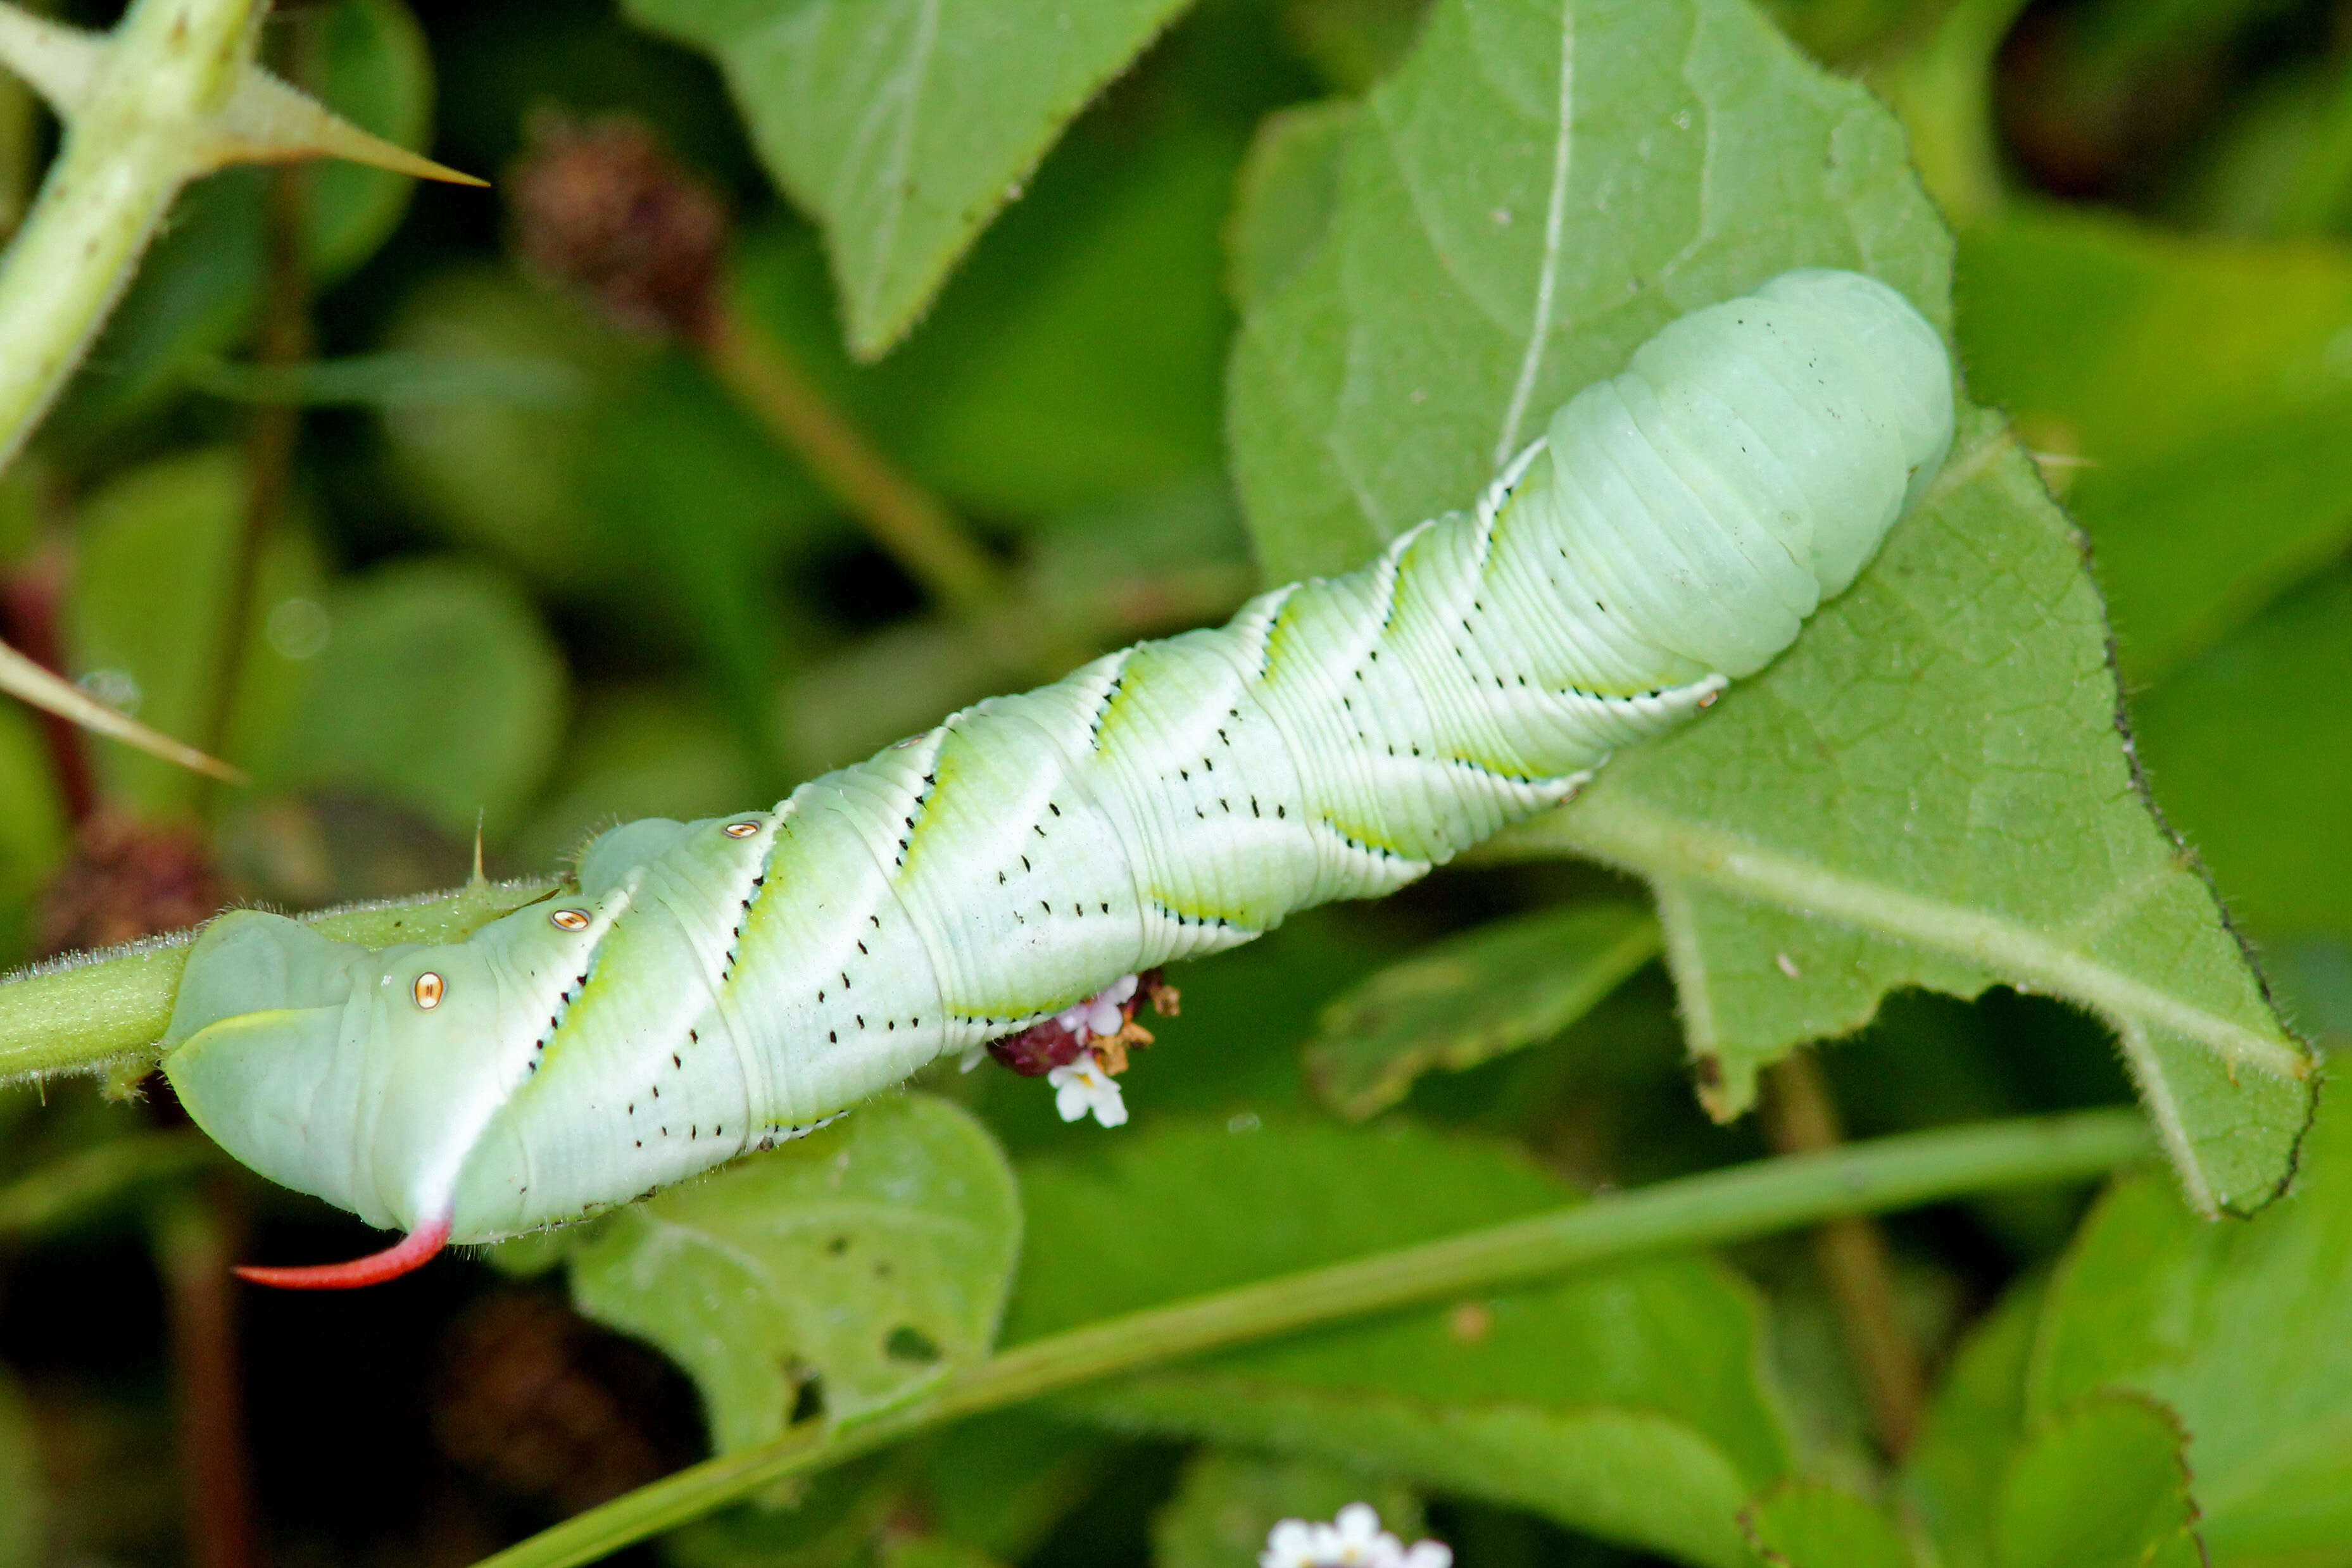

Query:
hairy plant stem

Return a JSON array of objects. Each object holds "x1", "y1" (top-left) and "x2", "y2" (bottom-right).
[
  {"x1": 1761, "y1": 1051, "x2": 1927, "y2": 1457},
  {"x1": 0, "y1": 875, "x2": 559, "y2": 1084},
  {"x1": 473, "y1": 1108, "x2": 2151, "y2": 1568},
  {"x1": 0, "y1": 0, "x2": 264, "y2": 474}
]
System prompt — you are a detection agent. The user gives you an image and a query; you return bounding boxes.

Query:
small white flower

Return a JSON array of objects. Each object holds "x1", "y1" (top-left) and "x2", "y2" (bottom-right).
[
  {"x1": 1047, "y1": 1053, "x2": 1127, "y2": 1127},
  {"x1": 1261, "y1": 1519, "x2": 1319, "y2": 1568},
  {"x1": 1322, "y1": 1503, "x2": 1388, "y2": 1565},
  {"x1": 1055, "y1": 972, "x2": 1139, "y2": 1042},
  {"x1": 1259, "y1": 1503, "x2": 1449, "y2": 1568}
]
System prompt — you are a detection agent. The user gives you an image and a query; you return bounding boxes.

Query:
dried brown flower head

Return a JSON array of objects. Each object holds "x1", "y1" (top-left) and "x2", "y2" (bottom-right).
[
  {"x1": 35, "y1": 812, "x2": 225, "y2": 958},
  {"x1": 508, "y1": 111, "x2": 730, "y2": 341}
]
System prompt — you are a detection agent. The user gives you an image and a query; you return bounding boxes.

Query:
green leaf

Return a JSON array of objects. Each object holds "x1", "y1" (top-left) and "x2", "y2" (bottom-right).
[
  {"x1": 1302, "y1": 901, "x2": 1659, "y2": 1119},
  {"x1": 1278, "y1": 0, "x2": 1433, "y2": 94},
  {"x1": 255, "y1": 558, "x2": 568, "y2": 840},
  {"x1": 732, "y1": 84, "x2": 1242, "y2": 524},
  {"x1": 626, "y1": 0, "x2": 1195, "y2": 358},
  {"x1": 1006, "y1": 1117, "x2": 1793, "y2": 1567},
  {"x1": 1739, "y1": 1481, "x2": 1918, "y2": 1567},
  {"x1": 1225, "y1": 0, "x2": 2311, "y2": 1213},
  {"x1": 1906, "y1": 1295, "x2": 2205, "y2": 1568},
  {"x1": 305, "y1": 0, "x2": 440, "y2": 280},
  {"x1": 0, "y1": 1365, "x2": 38, "y2": 1568},
  {"x1": 2025, "y1": 1091, "x2": 2352, "y2": 1567},
  {"x1": 1229, "y1": 0, "x2": 1949, "y2": 586},
  {"x1": 568, "y1": 1095, "x2": 1021, "y2": 1452},
  {"x1": 1996, "y1": 1396, "x2": 2201, "y2": 1568},
  {"x1": 1152, "y1": 1449, "x2": 1423, "y2": 1568},
  {"x1": 63, "y1": 448, "x2": 326, "y2": 819},
  {"x1": 1901, "y1": 1273, "x2": 2046, "y2": 1568},
  {"x1": 1954, "y1": 206, "x2": 2352, "y2": 681},
  {"x1": 2129, "y1": 561, "x2": 2352, "y2": 940},
  {"x1": 1227, "y1": 99, "x2": 1357, "y2": 313},
  {"x1": 914, "y1": 1412, "x2": 1102, "y2": 1563},
  {"x1": 662, "y1": 1454, "x2": 912, "y2": 1568},
  {"x1": 380, "y1": 268, "x2": 834, "y2": 601},
  {"x1": 1506, "y1": 412, "x2": 2314, "y2": 1215}
]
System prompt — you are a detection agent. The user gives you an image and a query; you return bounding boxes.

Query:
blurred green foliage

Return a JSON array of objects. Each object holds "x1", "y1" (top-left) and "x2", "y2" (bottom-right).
[{"x1": 1, "y1": 0, "x2": 2350, "y2": 1565}]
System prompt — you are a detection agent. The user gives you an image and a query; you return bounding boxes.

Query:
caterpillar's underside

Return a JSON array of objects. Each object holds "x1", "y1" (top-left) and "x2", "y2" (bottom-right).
[{"x1": 156, "y1": 269, "x2": 1955, "y2": 1284}]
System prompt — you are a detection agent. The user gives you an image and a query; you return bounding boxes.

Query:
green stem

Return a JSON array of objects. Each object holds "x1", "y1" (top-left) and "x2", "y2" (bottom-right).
[
  {"x1": 0, "y1": 0, "x2": 263, "y2": 474},
  {"x1": 474, "y1": 1107, "x2": 2151, "y2": 1568},
  {"x1": 0, "y1": 875, "x2": 560, "y2": 1085}
]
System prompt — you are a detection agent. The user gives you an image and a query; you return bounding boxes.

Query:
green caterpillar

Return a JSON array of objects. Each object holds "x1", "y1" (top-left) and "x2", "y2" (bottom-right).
[{"x1": 158, "y1": 269, "x2": 1954, "y2": 1286}]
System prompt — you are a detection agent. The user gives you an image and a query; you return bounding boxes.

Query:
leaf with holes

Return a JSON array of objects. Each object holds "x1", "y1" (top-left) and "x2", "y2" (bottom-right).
[
  {"x1": 565, "y1": 1094, "x2": 1020, "y2": 1451},
  {"x1": 1303, "y1": 902, "x2": 1658, "y2": 1120},
  {"x1": 625, "y1": 0, "x2": 1194, "y2": 358},
  {"x1": 1229, "y1": 0, "x2": 2312, "y2": 1214}
]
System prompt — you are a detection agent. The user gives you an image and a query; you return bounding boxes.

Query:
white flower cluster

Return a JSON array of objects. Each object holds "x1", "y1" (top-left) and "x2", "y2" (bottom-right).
[
  {"x1": 1057, "y1": 972, "x2": 1138, "y2": 1039},
  {"x1": 1048, "y1": 1052, "x2": 1127, "y2": 1128},
  {"x1": 1044, "y1": 974, "x2": 1141, "y2": 1127},
  {"x1": 1261, "y1": 1503, "x2": 1451, "y2": 1568}
]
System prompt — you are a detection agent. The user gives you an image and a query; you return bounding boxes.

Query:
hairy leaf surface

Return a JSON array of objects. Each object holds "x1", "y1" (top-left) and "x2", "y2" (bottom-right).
[
  {"x1": 1227, "y1": 0, "x2": 2311, "y2": 1213},
  {"x1": 627, "y1": 0, "x2": 1194, "y2": 358}
]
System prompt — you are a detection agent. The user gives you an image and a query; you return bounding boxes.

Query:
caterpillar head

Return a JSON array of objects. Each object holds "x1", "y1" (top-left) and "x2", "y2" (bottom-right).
[{"x1": 160, "y1": 905, "x2": 584, "y2": 1284}]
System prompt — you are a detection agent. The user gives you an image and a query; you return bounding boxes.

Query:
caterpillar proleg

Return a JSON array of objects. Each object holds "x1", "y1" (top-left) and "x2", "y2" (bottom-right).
[{"x1": 159, "y1": 269, "x2": 1954, "y2": 1285}]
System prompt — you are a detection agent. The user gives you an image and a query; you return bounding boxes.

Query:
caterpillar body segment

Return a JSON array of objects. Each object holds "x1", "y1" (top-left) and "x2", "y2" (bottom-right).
[{"x1": 159, "y1": 269, "x2": 1956, "y2": 1279}]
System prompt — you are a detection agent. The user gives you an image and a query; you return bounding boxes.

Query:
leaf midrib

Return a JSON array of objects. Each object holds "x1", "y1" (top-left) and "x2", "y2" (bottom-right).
[{"x1": 1550, "y1": 793, "x2": 2306, "y2": 1083}]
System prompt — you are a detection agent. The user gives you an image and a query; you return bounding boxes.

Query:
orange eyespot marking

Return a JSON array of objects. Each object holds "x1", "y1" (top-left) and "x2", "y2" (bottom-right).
[
  {"x1": 550, "y1": 908, "x2": 591, "y2": 932},
  {"x1": 1697, "y1": 690, "x2": 1720, "y2": 709},
  {"x1": 413, "y1": 972, "x2": 444, "y2": 1010},
  {"x1": 723, "y1": 820, "x2": 761, "y2": 838}
]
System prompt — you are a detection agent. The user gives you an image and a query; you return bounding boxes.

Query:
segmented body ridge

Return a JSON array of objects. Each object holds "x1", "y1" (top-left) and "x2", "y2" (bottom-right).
[{"x1": 158, "y1": 268, "x2": 1954, "y2": 1245}]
